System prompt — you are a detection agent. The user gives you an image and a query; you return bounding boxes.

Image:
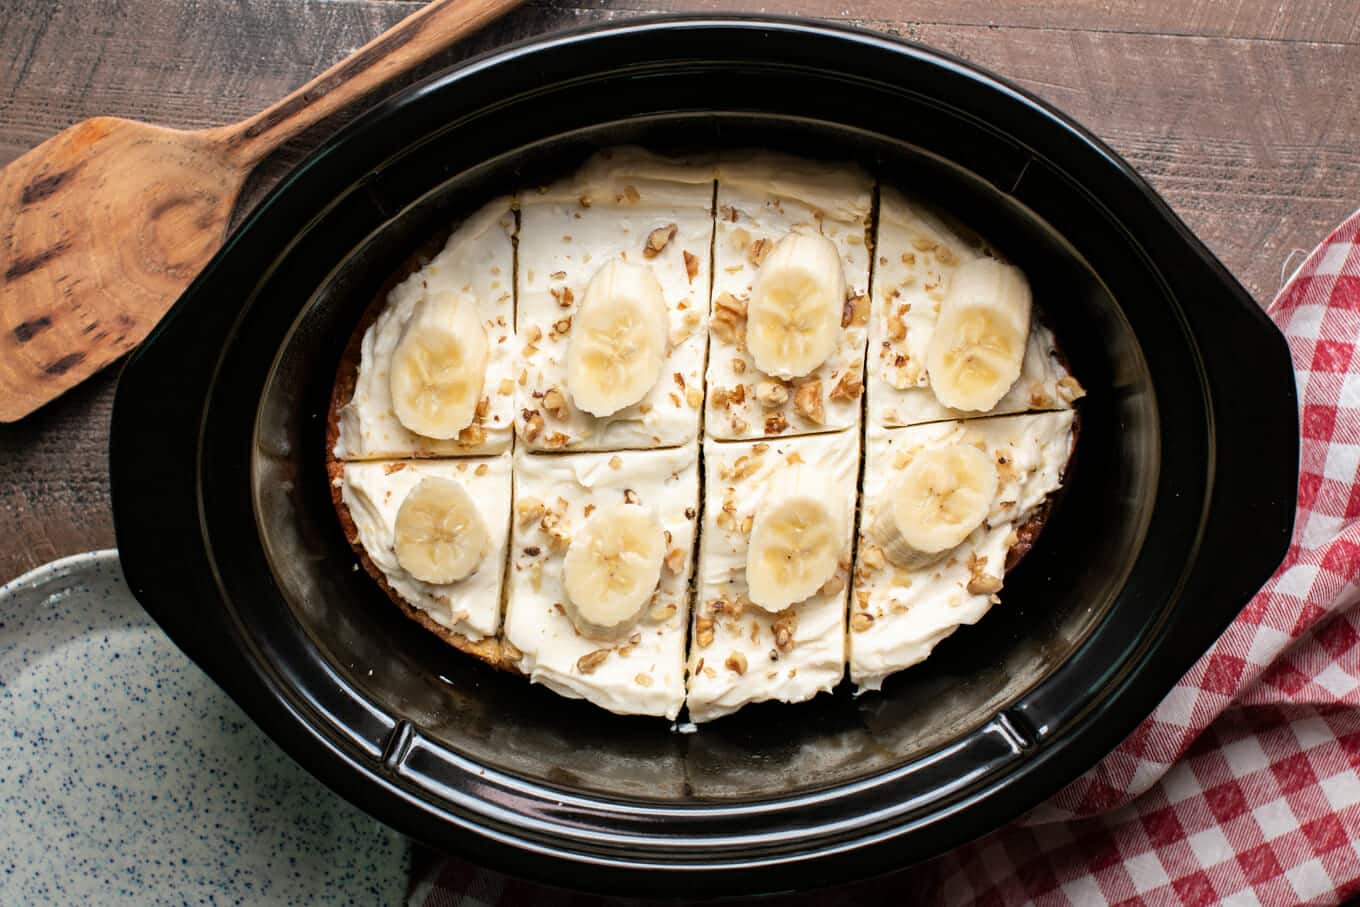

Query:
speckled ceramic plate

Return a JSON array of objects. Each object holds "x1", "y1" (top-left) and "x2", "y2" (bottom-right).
[{"x1": 0, "y1": 550, "x2": 411, "y2": 904}]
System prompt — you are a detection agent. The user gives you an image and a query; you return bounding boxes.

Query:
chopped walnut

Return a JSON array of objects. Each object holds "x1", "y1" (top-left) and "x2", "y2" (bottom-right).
[
  {"x1": 651, "y1": 602, "x2": 678, "y2": 622},
  {"x1": 850, "y1": 612, "x2": 875, "y2": 633},
  {"x1": 458, "y1": 424, "x2": 486, "y2": 447},
  {"x1": 552, "y1": 316, "x2": 572, "y2": 336},
  {"x1": 383, "y1": 462, "x2": 406, "y2": 475},
  {"x1": 695, "y1": 616, "x2": 715, "y2": 648},
  {"x1": 608, "y1": 455, "x2": 622, "y2": 470},
  {"x1": 550, "y1": 270, "x2": 567, "y2": 280},
  {"x1": 643, "y1": 223, "x2": 678, "y2": 259},
  {"x1": 711, "y1": 293, "x2": 747, "y2": 345},
  {"x1": 683, "y1": 250, "x2": 699, "y2": 281},
  {"x1": 576, "y1": 649, "x2": 610, "y2": 674},
  {"x1": 498, "y1": 378, "x2": 515, "y2": 396},
  {"x1": 935, "y1": 245, "x2": 959, "y2": 266},
  {"x1": 550, "y1": 286, "x2": 574, "y2": 308},
  {"x1": 755, "y1": 380, "x2": 789, "y2": 409},
  {"x1": 730, "y1": 415, "x2": 749, "y2": 433},
  {"x1": 522, "y1": 409, "x2": 544, "y2": 441},
  {"x1": 843, "y1": 292, "x2": 870, "y2": 328},
  {"x1": 623, "y1": 489, "x2": 640, "y2": 505},
  {"x1": 619, "y1": 184, "x2": 641, "y2": 203},
  {"x1": 764, "y1": 413, "x2": 788, "y2": 434},
  {"x1": 967, "y1": 574, "x2": 1004, "y2": 595},
  {"x1": 1030, "y1": 388, "x2": 1054, "y2": 408},
  {"x1": 542, "y1": 388, "x2": 569, "y2": 420},
  {"x1": 732, "y1": 358, "x2": 747, "y2": 374},
  {"x1": 886, "y1": 312, "x2": 907, "y2": 341},
  {"x1": 772, "y1": 612, "x2": 798, "y2": 652},
  {"x1": 747, "y1": 238, "x2": 771, "y2": 267},
  {"x1": 793, "y1": 380, "x2": 825, "y2": 424},
  {"x1": 475, "y1": 397, "x2": 490, "y2": 419},
  {"x1": 526, "y1": 324, "x2": 543, "y2": 344},
  {"x1": 686, "y1": 387, "x2": 703, "y2": 408},
  {"x1": 634, "y1": 673, "x2": 654, "y2": 687},
  {"x1": 516, "y1": 496, "x2": 544, "y2": 526},
  {"x1": 911, "y1": 237, "x2": 936, "y2": 252},
  {"x1": 474, "y1": 463, "x2": 488, "y2": 476},
  {"x1": 859, "y1": 544, "x2": 886, "y2": 572},
  {"x1": 545, "y1": 432, "x2": 570, "y2": 449},
  {"x1": 829, "y1": 369, "x2": 862, "y2": 402},
  {"x1": 1056, "y1": 375, "x2": 1086, "y2": 402},
  {"x1": 664, "y1": 547, "x2": 686, "y2": 574},
  {"x1": 725, "y1": 651, "x2": 748, "y2": 675}
]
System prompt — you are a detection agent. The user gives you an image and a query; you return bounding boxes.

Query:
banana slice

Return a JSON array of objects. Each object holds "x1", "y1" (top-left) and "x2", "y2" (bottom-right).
[
  {"x1": 745, "y1": 232, "x2": 846, "y2": 379},
  {"x1": 925, "y1": 258, "x2": 1032, "y2": 411},
  {"x1": 393, "y1": 477, "x2": 491, "y2": 584},
  {"x1": 565, "y1": 259, "x2": 670, "y2": 417},
  {"x1": 562, "y1": 502, "x2": 667, "y2": 639},
  {"x1": 389, "y1": 290, "x2": 489, "y2": 438},
  {"x1": 869, "y1": 445, "x2": 998, "y2": 568},
  {"x1": 746, "y1": 470, "x2": 844, "y2": 612}
]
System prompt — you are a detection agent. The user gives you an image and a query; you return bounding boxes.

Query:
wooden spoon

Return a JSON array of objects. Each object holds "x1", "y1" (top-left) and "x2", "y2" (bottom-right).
[{"x1": 0, "y1": 0, "x2": 523, "y2": 422}]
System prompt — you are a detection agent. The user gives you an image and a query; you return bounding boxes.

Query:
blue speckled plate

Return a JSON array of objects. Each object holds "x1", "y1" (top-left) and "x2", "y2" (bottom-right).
[{"x1": 0, "y1": 551, "x2": 411, "y2": 904}]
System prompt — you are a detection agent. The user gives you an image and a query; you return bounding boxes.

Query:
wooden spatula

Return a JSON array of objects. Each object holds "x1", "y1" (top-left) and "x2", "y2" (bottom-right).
[{"x1": 0, "y1": 0, "x2": 524, "y2": 422}]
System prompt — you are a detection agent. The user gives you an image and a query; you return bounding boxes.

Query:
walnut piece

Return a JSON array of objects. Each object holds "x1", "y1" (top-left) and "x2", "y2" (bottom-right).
[
  {"x1": 711, "y1": 292, "x2": 747, "y2": 345},
  {"x1": 522, "y1": 409, "x2": 544, "y2": 441},
  {"x1": 683, "y1": 250, "x2": 699, "y2": 281},
  {"x1": 542, "y1": 388, "x2": 569, "y2": 420},
  {"x1": 850, "y1": 612, "x2": 875, "y2": 633},
  {"x1": 725, "y1": 651, "x2": 748, "y2": 675},
  {"x1": 643, "y1": 223, "x2": 678, "y2": 259},
  {"x1": 695, "y1": 616, "x2": 715, "y2": 648},
  {"x1": 967, "y1": 574, "x2": 1004, "y2": 595},
  {"x1": 576, "y1": 649, "x2": 610, "y2": 674},
  {"x1": 747, "y1": 238, "x2": 771, "y2": 267},
  {"x1": 829, "y1": 369, "x2": 862, "y2": 402},
  {"x1": 793, "y1": 380, "x2": 825, "y2": 424},
  {"x1": 755, "y1": 380, "x2": 789, "y2": 409},
  {"x1": 764, "y1": 413, "x2": 788, "y2": 434},
  {"x1": 1057, "y1": 375, "x2": 1087, "y2": 402},
  {"x1": 516, "y1": 496, "x2": 544, "y2": 526}
]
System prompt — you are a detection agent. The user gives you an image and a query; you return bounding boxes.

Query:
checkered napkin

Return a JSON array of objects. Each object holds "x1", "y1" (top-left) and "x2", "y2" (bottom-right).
[{"x1": 414, "y1": 209, "x2": 1360, "y2": 907}]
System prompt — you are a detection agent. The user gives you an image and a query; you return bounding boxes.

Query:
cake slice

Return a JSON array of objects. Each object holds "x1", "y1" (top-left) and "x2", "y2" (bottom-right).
[
  {"x1": 333, "y1": 454, "x2": 513, "y2": 663},
  {"x1": 333, "y1": 197, "x2": 516, "y2": 459},
  {"x1": 867, "y1": 187, "x2": 1082, "y2": 430},
  {"x1": 687, "y1": 430, "x2": 859, "y2": 723},
  {"x1": 514, "y1": 148, "x2": 714, "y2": 452},
  {"x1": 704, "y1": 152, "x2": 873, "y2": 441},
  {"x1": 504, "y1": 444, "x2": 699, "y2": 719},
  {"x1": 850, "y1": 411, "x2": 1075, "y2": 691}
]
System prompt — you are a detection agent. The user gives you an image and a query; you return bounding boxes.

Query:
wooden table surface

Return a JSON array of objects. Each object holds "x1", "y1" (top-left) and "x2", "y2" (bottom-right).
[{"x1": 1, "y1": 0, "x2": 1357, "y2": 582}]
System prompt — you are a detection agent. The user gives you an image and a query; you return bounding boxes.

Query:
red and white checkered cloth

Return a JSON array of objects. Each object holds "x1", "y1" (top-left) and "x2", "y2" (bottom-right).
[{"x1": 414, "y1": 209, "x2": 1360, "y2": 907}]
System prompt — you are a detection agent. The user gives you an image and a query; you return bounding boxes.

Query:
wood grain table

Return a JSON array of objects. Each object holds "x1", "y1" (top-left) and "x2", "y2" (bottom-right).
[{"x1": 1, "y1": 0, "x2": 1357, "y2": 582}]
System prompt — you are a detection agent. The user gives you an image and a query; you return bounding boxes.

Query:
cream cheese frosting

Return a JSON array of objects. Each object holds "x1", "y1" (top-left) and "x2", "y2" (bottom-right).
[
  {"x1": 868, "y1": 186, "x2": 1080, "y2": 429},
  {"x1": 335, "y1": 198, "x2": 516, "y2": 459},
  {"x1": 339, "y1": 455, "x2": 512, "y2": 640},
  {"x1": 850, "y1": 411, "x2": 1075, "y2": 691},
  {"x1": 504, "y1": 444, "x2": 699, "y2": 719},
  {"x1": 515, "y1": 148, "x2": 714, "y2": 452},
  {"x1": 687, "y1": 430, "x2": 859, "y2": 723},
  {"x1": 705, "y1": 153, "x2": 873, "y2": 441}
]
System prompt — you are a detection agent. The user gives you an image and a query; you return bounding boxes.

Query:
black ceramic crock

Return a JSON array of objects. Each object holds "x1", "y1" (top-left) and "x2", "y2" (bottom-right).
[{"x1": 110, "y1": 17, "x2": 1298, "y2": 897}]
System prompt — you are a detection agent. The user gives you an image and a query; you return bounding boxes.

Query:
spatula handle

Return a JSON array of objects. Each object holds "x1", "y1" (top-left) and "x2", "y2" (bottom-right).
[{"x1": 214, "y1": 0, "x2": 524, "y2": 167}]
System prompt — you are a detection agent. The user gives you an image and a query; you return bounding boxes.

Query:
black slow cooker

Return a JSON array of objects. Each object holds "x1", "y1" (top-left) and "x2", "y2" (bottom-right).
[{"x1": 111, "y1": 18, "x2": 1297, "y2": 897}]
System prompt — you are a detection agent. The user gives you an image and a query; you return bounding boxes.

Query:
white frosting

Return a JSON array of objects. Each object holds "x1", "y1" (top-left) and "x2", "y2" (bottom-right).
[
  {"x1": 850, "y1": 411, "x2": 1075, "y2": 691},
  {"x1": 867, "y1": 186, "x2": 1075, "y2": 429},
  {"x1": 687, "y1": 431, "x2": 858, "y2": 723},
  {"x1": 340, "y1": 455, "x2": 512, "y2": 640},
  {"x1": 504, "y1": 444, "x2": 699, "y2": 719},
  {"x1": 515, "y1": 148, "x2": 714, "y2": 451},
  {"x1": 335, "y1": 199, "x2": 517, "y2": 458},
  {"x1": 705, "y1": 153, "x2": 873, "y2": 440}
]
